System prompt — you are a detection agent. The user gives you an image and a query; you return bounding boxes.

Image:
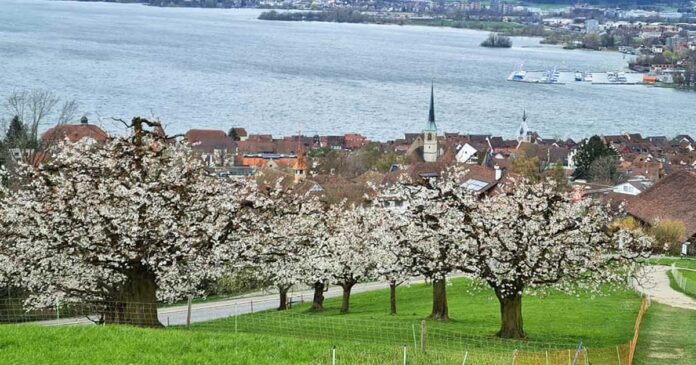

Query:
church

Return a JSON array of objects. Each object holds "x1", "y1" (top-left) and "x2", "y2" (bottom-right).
[{"x1": 405, "y1": 84, "x2": 444, "y2": 163}]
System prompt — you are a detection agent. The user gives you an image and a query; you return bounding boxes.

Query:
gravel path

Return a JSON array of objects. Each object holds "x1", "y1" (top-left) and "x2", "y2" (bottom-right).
[{"x1": 634, "y1": 265, "x2": 696, "y2": 311}]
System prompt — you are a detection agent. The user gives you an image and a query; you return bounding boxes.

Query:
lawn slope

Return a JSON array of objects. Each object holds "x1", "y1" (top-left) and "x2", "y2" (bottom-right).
[
  {"x1": 0, "y1": 278, "x2": 643, "y2": 364},
  {"x1": 634, "y1": 303, "x2": 696, "y2": 365}
]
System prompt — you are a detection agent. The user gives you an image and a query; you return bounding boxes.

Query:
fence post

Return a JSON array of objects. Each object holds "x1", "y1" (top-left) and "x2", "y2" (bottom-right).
[
  {"x1": 234, "y1": 303, "x2": 238, "y2": 333},
  {"x1": 412, "y1": 324, "x2": 417, "y2": 352},
  {"x1": 186, "y1": 295, "x2": 192, "y2": 328},
  {"x1": 462, "y1": 351, "x2": 469, "y2": 365},
  {"x1": 403, "y1": 345, "x2": 407, "y2": 365},
  {"x1": 56, "y1": 302, "x2": 60, "y2": 321},
  {"x1": 546, "y1": 351, "x2": 549, "y2": 365},
  {"x1": 332, "y1": 345, "x2": 336, "y2": 365},
  {"x1": 420, "y1": 320, "x2": 427, "y2": 354},
  {"x1": 616, "y1": 346, "x2": 622, "y2": 365},
  {"x1": 251, "y1": 300, "x2": 254, "y2": 313}
]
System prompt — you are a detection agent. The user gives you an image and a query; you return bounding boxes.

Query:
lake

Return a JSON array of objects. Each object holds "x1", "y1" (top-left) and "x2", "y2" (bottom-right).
[{"x1": 0, "y1": 0, "x2": 694, "y2": 140}]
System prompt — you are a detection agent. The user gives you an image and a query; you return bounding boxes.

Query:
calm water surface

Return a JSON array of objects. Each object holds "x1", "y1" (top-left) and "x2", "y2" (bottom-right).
[{"x1": 0, "y1": 0, "x2": 694, "y2": 140}]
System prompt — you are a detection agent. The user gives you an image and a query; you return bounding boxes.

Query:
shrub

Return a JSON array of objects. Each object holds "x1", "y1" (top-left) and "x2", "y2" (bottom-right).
[
  {"x1": 613, "y1": 216, "x2": 642, "y2": 231},
  {"x1": 650, "y1": 219, "x2": 686, "y2": 254}
]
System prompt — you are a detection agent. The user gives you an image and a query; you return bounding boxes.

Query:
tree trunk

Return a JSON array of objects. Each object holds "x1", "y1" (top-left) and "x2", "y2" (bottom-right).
[
  {"x1": 496, "y1": 292, "x2": 525, "y2": 339},
  {"x1": 340, "y1": 282, "x2": 354, "y2": 314},
  {"x1": 389, "y1": 282, "x2": 397, "y2": 315},
  {"x1": 278, "y1": 286, "x2": 290, "y2": 311},
  {"x1": 310, "y1": 281, "x2": 325, "y2": 312},
  {"x1": 104, "y1": 265, "x2": 161, "y2": 327},
  {"x1": 430, "y1": 278, "x2": 449, "y2": 321}
]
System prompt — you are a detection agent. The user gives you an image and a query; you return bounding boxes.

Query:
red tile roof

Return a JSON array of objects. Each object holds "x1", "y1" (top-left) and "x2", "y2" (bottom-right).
[
  {"x1": 184, "y1": 129, "x2": 235, "y2": 152},
  {"x1": 40, "y1": 124, "x2": 108, "y2": 145},
  {"x1": 627, "y1": 170, "x2": 696, "y2": 240}
]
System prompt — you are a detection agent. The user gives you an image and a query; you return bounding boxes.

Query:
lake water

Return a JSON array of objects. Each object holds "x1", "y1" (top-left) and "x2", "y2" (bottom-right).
[{"x1": 1, "y1": 0, "x2": 694, "y2": 140}]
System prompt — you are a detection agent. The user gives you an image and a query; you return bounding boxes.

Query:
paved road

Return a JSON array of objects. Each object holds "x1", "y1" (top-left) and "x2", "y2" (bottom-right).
[
  {"x1": 40, "y1": 275, "x2": 465, "y2": 327},
  {"x1": 634, "y1": 265, "x2": 696, "y2": 311}
]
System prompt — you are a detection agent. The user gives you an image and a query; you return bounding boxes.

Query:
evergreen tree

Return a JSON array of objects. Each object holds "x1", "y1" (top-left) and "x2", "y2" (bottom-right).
[
  {"x1": 548, "y1": 161, "x2": 569, "y2": 192},
  {"x1": 227, "y1": 128, "x2": 239, "y2": 141},
  {"x1": 572, "y1": 135, "x2": 617, "y2": 179},
  {"x1": 4, "y1": 116, "x2": 28, "y2": 148}
]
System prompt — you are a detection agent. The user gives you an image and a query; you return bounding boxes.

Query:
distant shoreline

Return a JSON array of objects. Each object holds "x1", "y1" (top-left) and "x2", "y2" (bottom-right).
[{"x1": 257, "y1": 9, "x2": 547, "y2": 38}]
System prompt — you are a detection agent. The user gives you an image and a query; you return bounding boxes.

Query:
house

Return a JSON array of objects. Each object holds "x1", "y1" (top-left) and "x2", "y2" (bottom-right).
[
  {"x1": 627, "y1": 170, "x2": 696, "y2": 252},
  {"x1": 184, "y1": 129, "x2": 236, "y2": 168},
  {"x1": 241, "y1": 153, "x2": 297, "y2": 169},
  {"x1": 320, "y1": 136, "x2": 345, "y2": 150},
  {"x1": 230, "y1": 128, "x2": 248, "y2": 141},
  {"x1": 455, "y1": 143, "x2": 479, "y2": 164},
  {"x1": 458, "y1": 165, "x2": 508, "y2": 196},
  {"x1": 344, "y1": 134, "x2": 368, "y2": 150},
  {"x1": 612, "y1": 179, "x2": 652, "y2": 196},
  {"x1": 40, "y1": 118, "x2": 108, "y2": 146}
]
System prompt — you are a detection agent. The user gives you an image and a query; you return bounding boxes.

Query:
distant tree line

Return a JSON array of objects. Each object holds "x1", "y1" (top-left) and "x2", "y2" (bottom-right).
[{"x1": 259, "y1": 9, "x2": 378, "y2": 24}]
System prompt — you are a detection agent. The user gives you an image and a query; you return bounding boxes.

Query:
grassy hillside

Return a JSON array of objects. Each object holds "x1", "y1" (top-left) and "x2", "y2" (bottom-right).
[
  {"x1": 0, "y1": 278, "x2": 644, "y2": 364},
  {"x1": 197, "y1": 278, "x2": 641, "y2": 348}
]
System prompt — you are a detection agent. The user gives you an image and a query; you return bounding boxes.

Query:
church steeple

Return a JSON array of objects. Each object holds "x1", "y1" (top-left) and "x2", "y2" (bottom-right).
[
  {"x1": 423, "y1": 83, "x2": 439, "y2": 163},
  {"x1": 426, "y1": 83, "x2": 436, "y2": 131},
  {"x1": 293, "y1": 135, "x2": 308, "y2": 183},
  {"x1": 517, "y1": 109, "x2": 530, "y2": 143}
]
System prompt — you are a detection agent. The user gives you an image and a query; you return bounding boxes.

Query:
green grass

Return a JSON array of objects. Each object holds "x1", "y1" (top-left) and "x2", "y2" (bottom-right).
[
  {"x1": 647, "y1": 256, "x2": 696, "y2": 270},
  {"x1": 0, "y1": 278, "x2": 643, "y2": 364},
  {"x1": 407, "y1": 19, "x2": 525, "y2": 33},
  {"x1": 0, "y1": 325, "x2": 334, "y2": 365},
  {"x1": 667, "y1": 269, "x2": 696, "y2": 300},
  {"x1": 634, "y1": 303, "x2": 696, "y2": 365},
  {"x1": 195, "y1": 278, "x2": 640, "y2": 350}
]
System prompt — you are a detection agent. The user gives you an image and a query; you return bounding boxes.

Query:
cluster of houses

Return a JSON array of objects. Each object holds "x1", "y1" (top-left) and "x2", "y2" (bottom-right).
[{"x1": 22, "y1": 88, "x2": 696, "y2": 253}]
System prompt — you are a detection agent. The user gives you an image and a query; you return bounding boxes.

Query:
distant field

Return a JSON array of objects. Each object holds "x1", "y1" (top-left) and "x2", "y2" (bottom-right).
[
  {"x1": 408, "y1": 19, "x2": 526, "y2": 33},
  {"x1": 0, "y1": 278, "x2": 643, "y2": 364}
]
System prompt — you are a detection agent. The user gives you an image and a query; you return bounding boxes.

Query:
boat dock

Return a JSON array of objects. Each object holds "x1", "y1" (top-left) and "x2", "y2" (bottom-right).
[{"x1": 508, "y1": 70, "x2": 645, "y2": 85}]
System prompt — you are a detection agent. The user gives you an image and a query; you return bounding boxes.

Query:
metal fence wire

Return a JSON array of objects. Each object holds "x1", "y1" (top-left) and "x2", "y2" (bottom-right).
[
  {"x1": 0, "y1": 295, "x2": 649, "y2": 365},
  {"x1": 671, "y1": 264, "x2": 696, "y2": 298},
  {"x1": 308, "y1": 344, "x2": 632, "y2": 365}
]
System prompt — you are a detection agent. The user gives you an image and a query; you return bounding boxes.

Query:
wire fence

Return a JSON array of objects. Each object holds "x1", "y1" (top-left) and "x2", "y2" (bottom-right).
[
  {"x1": 670, "y1": 264, "x2": 696, "y2": 298},
  {"x1": 0, "y1": 297, "x2": 161, "y2": 326},
  {"x1": 308, "y1": 344, "x2": 632, "y2": 365},
  {"x1": 0, "y1": 294, "x2": 649, "y2": 365},
  {"x1": 187, "y1": 303, "x2": 581, "y2": 353}
]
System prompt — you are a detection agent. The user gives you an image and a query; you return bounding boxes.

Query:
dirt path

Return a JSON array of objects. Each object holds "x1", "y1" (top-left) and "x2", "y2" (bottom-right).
[{"x1": 634, "y1": 265, "x2": 696, "y2": 311}]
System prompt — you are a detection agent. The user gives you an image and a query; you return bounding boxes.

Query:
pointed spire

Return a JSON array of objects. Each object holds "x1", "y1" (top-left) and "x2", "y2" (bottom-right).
[
  {"x1": 427, "y1": 82, "x2": 436, "y2": 131},
  {"x1": 518, "y1": 109, "x2": 530, "y2": 143}
]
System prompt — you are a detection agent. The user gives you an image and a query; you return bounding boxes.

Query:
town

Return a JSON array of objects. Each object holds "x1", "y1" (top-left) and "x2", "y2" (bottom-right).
[{"x1": 4, "y1": 86, "x2": 694, "y2": 254}]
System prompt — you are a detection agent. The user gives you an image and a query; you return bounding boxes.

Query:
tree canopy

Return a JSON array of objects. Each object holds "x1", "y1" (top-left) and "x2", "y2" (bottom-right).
[
  {"x1": 572, "y1": 135, "x2": 618, "y2": 180},
  {"x1": 0, "y1": 118, "x2": 255, "y2": 326}
]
